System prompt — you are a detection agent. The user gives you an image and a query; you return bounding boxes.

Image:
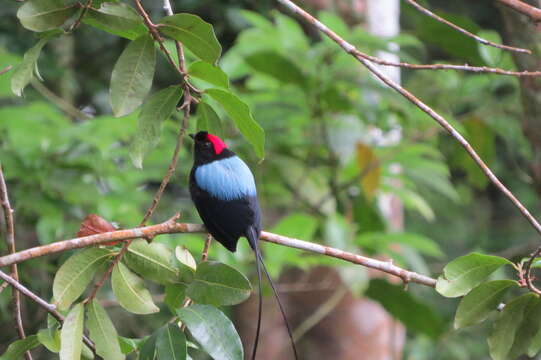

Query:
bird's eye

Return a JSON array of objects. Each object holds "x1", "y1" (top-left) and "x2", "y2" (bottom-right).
[{"x1": 204, "y1": 142, "x2": 211, "y2": 148}]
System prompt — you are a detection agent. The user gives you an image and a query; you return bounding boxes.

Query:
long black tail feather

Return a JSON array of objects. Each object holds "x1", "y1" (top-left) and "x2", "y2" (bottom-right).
[
  {"x1": 249, "y1": 229, "x2": 298, "y2": 360},
  {"x1": 251, "y1": 242, "x2": 263, "y2": 360}
]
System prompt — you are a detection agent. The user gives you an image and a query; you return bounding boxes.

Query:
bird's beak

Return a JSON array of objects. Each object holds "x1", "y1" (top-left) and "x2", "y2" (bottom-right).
[{"x1": 189, "y1": 133, "x2": 195, "y2": 139}]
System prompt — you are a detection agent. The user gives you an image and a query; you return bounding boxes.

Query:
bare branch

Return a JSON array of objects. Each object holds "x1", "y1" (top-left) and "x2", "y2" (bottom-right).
[
  {"x1": 69, "y1": 0, "x2": 93, "y2": 32},
  {"x1": 139, "y1": 114, "x2": 189, "y2": 226},
  {"x1": 0, "y1": 165, "x2": 31, "y2": 360},
  {"x1": 0, "y1": 217, "x2": 437, "y2": 288},
  {"x1": 497, "y1": 0, "x2": 541, "y2": 23},
  {"x1": 524, "y1": 246, "x2": 541, "y2": 296},
  {"x1": 403, "y1": 0, "x2": 531, "y2": 54},
  {"x1": 0, "y1": 269, "x2": 96, "y2": 353},
  {"x1": 356, "y1": 52, "x2": 541, "y2": 77},
  {"x1": 201, "y1": 234, "x2": 212, "y2": 262},
  {"x1": 0, "y1": 65, "x2": 13, "y2": 76},
  {"x1": 31, "y1": 80, "x2": 91, "y2": 120},
  {"x1": 133, "y1": 0, "x2": 181, "y2": 75},
  {"x1": 276, "y1": 0, "x2": 541, "y2": 240}
]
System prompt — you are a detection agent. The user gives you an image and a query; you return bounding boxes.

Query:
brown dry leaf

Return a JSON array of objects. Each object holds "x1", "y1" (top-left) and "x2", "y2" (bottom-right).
[
  {"x1": 356, "y1": 142, "x2": 381, "y2": 200},
  {"x1": 77, "y1": 214, "x2": 119, "y2": 246}
]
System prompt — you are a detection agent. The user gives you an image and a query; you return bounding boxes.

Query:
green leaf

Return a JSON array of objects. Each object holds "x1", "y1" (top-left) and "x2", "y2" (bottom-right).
[
  {"x1": 454, "y1": 280, "x2": 517, "y2": 329},
  {"x1": 206, "y1": 88, "x2": 265, "y2": 158},
  {"x1": 436, "y1": 253, "x2": 511, "y2": 298},
  {"x1": 111, "y1": 262, "x2": 159, "y2": 314},
  {"x1": 165, "y1": 284, "x2": 187, "y2": 313},
  {"x1": 130, "y1": 86, "x2": 183, "y2": 168},
  {"x1": 177, "y1": 304, "x2": 243, "y2": 360},
  {"x1": 488, "y1": 293, "x2": 537, "y2": 360},
  {"x1": 197, "y1": 102, "x2": 223, "y2": 138},
  {"x1": 175, "y1": 246, "x2": 197, "y2": 272},
  {"x1": 174, "y1": 246, "x2": 196, "y2": 283},
  {"x1": 159, "y1": 14, "x2": 222, "y2": 64},
  {"x1": 156, "y1": 324, "x2": 187, "y2": 360},
  {"x1": 510, "y1": 297, "x2": 541, "y2": 359},
  {"x1": 186, "y1": 261, "x2": 251, "y2": 306},
  {"x1": 245, "y1": 51, "x2": 305, "y2": 87},
  {"x1": 478, "y1": 30, "x2": 503, "y2": 67},
  {"x1": 528, "y1": 306, "x2": 541, "y2": 357},
  {"x1": 86, "y1": 301, "x2": 124, "y2": 360},
  {"x1": 365, "y1": 279, "x2": 444, "y2": 339},
  {"x1": 0, "y1": 335, "x2": 40, "y2": 360},
  {"x1": 38, "y1": 327, "x2": 61, "y2": 353},
  {"x1": 17, "y1": 0, "x2": 77, "y2": 32},
  {"x1": 83, "y1": 2, "x2": 147, "y2": 40},
  {"x1": 81, "y1": 343, "x2": 94, "y2": 360},
  {"x1": 124, "y1": 239, "x2": 180, "y2": 284},
  {"x1": 139, "y1": 333, "x2": 157, "y2": 360},
  {"x1": 110, "y1": 34, "x2": 156, "y2": 117},
  {"x1": 188, "y1": 61, "x2": 229, "y2": 89},
  {"x1": 118, "y1": 337, "x2": 142, "y2": 355},
  {"x1": 53, "y1": 248, "x2": 113, "y2": 311},
  {"x1": 60, "y1": 303, "x2": 85, "y2": 360},
  {"x1": 11, "y1": 34, "x2": 56, "y2": 97}
]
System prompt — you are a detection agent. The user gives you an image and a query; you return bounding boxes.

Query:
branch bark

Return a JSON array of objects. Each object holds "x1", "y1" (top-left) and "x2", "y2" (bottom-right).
[
  {"x1": 404, "y1": 0, "x2": 531, "y2": 53},
  {"x1": 497, "y1": 0, "x2": 541, "y2": 23},
  {"x1": 0, "y1": 269, "x2": 96, "y2": 353},
  {"x1": 0, "y1": 165, "x2": 31, "y2": 360},
  {"x1": 0, "y1": 216, "x2": 437, "y2": 288}
]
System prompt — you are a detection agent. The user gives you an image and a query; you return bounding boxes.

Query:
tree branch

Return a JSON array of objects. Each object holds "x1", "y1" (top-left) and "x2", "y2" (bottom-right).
[
  {"x1": 404, "y1": 0, "x2": 531, "y2": 54},
  {"x1": 0, "y1": 216, "x2": 437, "y2": 288},
  {"x1": 496, "y1": 0, "x2": 541, "y2": 23},
  {"x1": 0, "y1": 65, "x2": 13, "y2": 76},
  {"x1": 355, "y1": 52, "x2": 541, "y2": 77},
  {"x1": 524, "y1": 246, "x2": 541, "y2": 295},
  {"x1": 0, "y1": 165, "x2": 31, "y2": 360},
  {"x1": 276, "y1": 0, "x2": 541, "y2": 240},
  {"x1": 0, "y1": 269, "x2": 96, "y2": 353}
]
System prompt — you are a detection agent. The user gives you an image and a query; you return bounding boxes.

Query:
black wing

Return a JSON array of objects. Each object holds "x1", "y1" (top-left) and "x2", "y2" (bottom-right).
[{"x1": 189, "y1": 169, "x2": 261, "y2": 252}]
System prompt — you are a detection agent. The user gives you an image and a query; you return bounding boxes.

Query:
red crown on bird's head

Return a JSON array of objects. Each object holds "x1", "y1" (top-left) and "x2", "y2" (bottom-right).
[{"x1": 206, "y1": 133, "x2": 227, "y2": 155}]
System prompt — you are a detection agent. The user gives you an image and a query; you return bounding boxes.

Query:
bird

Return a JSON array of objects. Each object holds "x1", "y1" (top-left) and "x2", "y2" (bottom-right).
[{"x1": 189, "y1": 131, "x2": 298, "y2": 360}]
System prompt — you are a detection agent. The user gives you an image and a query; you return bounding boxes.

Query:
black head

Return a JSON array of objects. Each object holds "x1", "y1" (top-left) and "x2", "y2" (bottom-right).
[{"x1": 190, "y1": 131, "x2": 234, "y2": 165}]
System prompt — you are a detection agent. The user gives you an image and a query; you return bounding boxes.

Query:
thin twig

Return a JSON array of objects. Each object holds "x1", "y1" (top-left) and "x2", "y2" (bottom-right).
[
  {"x1": 133, "y1": 0, "x2": 181, "y2": 76},
  {"x1": 0, "y1": 165, "x2": 31, "y2": 360},
  {"x1": 404, "y1": 0, "x2": 531, "y2": 54},
  {"x1": 69, "y1": 0, "x2": 93, "y2": 32},
  {"x1": 355, "y1": 52, "x2": 541, "y2": 76},
  {"x1": 31, "y1": 80, "x2": 90, "y2": 120},
  {"x1": 524, "y1": 246, "x2": 541, "y2": 295},
  {"x1": 0, "y1": 65, "x2": 13, "y2": 76},
  {"x1": 0, "y1": 269, "x2": 96, "y2": 353},
  {"x1": 139, "y1": 115, "x2": 189, "y2": 226},
  {"x1": 277, "y1": 0, "x2": 541, "y2": 240},
  {"x1": 496, "y1": 0, "x2": 541, "y2": 23},
  {"x1": 0, "y1": 218, "x2": 437, "y2": 287},
  {"x1": 201, "y1": 234, "x2": 212, "y2": 262}
]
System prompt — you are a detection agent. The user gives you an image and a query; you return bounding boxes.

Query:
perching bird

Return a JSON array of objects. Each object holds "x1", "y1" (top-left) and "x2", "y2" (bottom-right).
[{"x1": 189, "y1": 131, "x2": 298, "y2": 360}]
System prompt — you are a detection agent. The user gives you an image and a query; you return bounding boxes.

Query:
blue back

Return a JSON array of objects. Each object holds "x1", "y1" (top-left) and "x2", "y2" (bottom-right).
[{"x1": 195, "y1": 156, "x2": 257, "y2": 201}]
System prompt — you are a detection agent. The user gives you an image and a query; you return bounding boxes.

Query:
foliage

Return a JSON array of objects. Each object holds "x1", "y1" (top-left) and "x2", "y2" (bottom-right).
[{"x1": 0, "y1": 0, "x2": 538, "y2": 359}]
